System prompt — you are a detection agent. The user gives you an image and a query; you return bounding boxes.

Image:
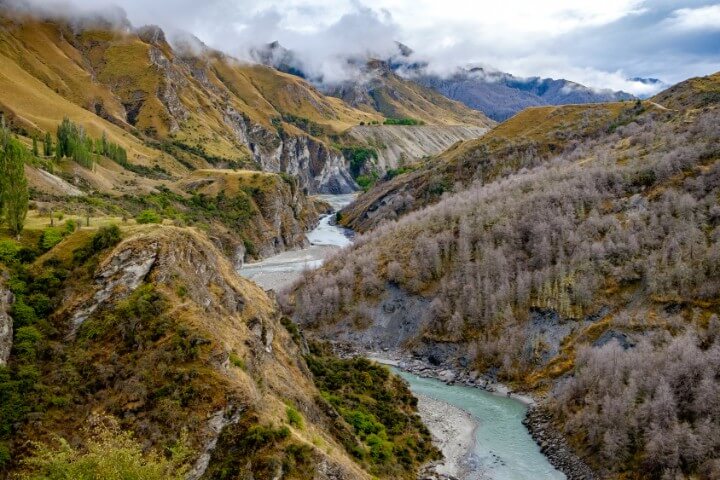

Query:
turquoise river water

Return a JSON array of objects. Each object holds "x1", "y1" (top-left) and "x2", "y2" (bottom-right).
[{"x1": 394, "y1": 369, "x2": 565, "y2": 480}]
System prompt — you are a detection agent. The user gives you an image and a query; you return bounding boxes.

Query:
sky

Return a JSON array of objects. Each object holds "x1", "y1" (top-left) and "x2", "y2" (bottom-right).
[{"x1": 12, "y1": 0, "x2": 720, "y2": 95}]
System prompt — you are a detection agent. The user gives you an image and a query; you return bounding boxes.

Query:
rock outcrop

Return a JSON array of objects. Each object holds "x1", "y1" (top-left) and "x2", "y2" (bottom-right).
[{"x1": 0, "y1": 280, "x2": 13, "y2": 366}]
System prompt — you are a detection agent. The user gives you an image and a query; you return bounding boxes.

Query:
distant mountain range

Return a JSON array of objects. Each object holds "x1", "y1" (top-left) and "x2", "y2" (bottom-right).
[
  {"x1": 252, "y1": 41, "x2": 636, "y2": 122},
  {"x1": 414, "y1": 68, "x2": 635, "y2": 121}
]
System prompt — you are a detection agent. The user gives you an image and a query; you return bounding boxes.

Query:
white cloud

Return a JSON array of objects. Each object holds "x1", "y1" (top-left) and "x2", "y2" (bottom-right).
[
  {"x1": 5, "y1": 0, "x2": 719, "y2": 92},
  {"x1": 664, "y1": 4, "x2": 720, "y2": 32}
]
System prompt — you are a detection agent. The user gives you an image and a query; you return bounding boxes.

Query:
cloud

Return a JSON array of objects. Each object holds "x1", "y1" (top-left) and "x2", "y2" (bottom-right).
[
  {"x1": 3, "y1": 0, "x2": 718, "y2": 94},
  {"x1": 664, "y1": 4, "x2": 720, "y2": 31}
]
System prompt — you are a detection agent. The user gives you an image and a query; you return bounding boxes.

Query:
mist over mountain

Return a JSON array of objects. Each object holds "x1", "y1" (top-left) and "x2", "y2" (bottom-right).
[{"x1": 253, "y1": 41, "x2": 637, "y2": 122}]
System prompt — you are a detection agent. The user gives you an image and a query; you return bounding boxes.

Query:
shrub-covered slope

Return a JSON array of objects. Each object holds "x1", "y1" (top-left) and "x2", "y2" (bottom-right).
[
  {"x1": 340, "y1": 101, "x2": 642, "y2": 233},
  {"x1": 287, "y1": 73, "x2": 720, "y2": 478},
  {"x1": 0, "y1": 225, "x2": 437, "y2": 479}
]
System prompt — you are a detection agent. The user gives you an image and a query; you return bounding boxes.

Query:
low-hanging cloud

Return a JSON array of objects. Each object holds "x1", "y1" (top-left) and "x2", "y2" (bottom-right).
[{"x1": 3, "y1": 0, "x2": 719, "y2": 95}]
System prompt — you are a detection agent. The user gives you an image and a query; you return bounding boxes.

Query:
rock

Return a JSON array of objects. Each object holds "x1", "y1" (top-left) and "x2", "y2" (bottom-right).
[
  {"x1": 0, "y1": 283, "x2": 14, "y2": 366},
  {"x1": 524, "y1": 406, "x2": 596, "y2": 480},
  {"x1": 223, "y1": 107, "x2": 357, "y2": 194},
  {"x1": 186, "y1": 405, "x2": 244, "y2": 480},
  {"x1": 70, "y1": 243, "x2": 159, "y2": 331}
]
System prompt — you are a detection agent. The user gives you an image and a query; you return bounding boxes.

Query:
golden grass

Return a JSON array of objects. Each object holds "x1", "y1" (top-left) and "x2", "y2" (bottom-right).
[
  {"x1": 177, "y1": 169, "x2": 281, "y2": 196},
  {"x1": 0, "y1": 50, "x2": 168, "y2": 166}
]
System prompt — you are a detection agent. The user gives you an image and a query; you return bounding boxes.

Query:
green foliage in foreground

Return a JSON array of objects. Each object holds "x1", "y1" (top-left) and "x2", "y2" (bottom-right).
[
  {"x1": 19, "y1": 417, "x2": 187, "y2": 480},
  {"x1": 306, "y1": 343, "x2": 439, "y2": 478},
  {"x1": 286, "y1": 404, "x2": 304, "y2": 429},
  {"x1": 203, "y1": 411, "x2": 316, "y2": 480},
  {"x1": 0, "y1": 227, "x2": 124, "y2": 467}
]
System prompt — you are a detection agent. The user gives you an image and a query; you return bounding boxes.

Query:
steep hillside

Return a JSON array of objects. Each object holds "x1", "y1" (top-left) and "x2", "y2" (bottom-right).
[
  {"x1": 175, "y1": 169, "x2": 325, "y2": 259},
  {"x1": 417, "y1": 68, "x2": 634, "y2": 121},
  {"x1": 341, "y1": 101, "x2": 641, "y2": 233},
  {"x1": 0, "y1": 225, "x2": 438, "y2": 479},
  {"x1": 0, "y1": 9, "x2": 386, "y2": 193},
  {"x1": 23, "y1": 160, "x2": 326, "y2": 262},
  {"x1": 286, "y1": 74, "x2": 720, "y2": 478}
]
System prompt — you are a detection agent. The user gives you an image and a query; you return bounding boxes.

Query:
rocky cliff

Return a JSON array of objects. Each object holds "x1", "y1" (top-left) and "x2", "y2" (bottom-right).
[
  {"x1": 0, "y1": 223, "x2": 440, "y2": 478},
  {"x1": 345, "y1": 125, "x2": 488, "y2": 171}
]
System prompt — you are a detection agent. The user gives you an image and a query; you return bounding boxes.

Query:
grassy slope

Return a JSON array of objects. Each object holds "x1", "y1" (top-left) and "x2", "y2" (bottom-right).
[
  {"x1": 651, "y1": 71, "x2": 720, "y2": 111},
  {"x1": 0, "y1": 13, "x2": 382, "y2": 174}
]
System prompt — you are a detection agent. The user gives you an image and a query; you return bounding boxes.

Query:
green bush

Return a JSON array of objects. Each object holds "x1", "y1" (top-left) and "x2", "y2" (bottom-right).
[
  {"x1": 136, "y1": 210, "x2": 162, "y2": 224},
  {"x1": 92, "y1": 225, "x2": 121, "y2": 251},
  {"x1": 383, "y1": 118, "x2": 423, "y2": 126},
  {"x1": 286, "y1": 404, "x2": 304, "y2": 429},
  {"x1": 0, "y1": 240, "x2": 20, "y2": 263},
  {"x1": 229, "y1": 352, "x2": 246, "y2": 370},
  {"x1": 38, "y1": 228, "x2": 65, "y2": 252},
  {"x1": 384, "y1": 166, "x2": 413, "y2": 180},
  {"x1": 73, "y1": 225, "x2": 122, "y2": 263},
  {"x1": 0, "y1": 442, "x2": 10, "y2": 469},
  {"x1": 356, "y1": 173, "x2": 378, "y2": 191},
  {"x1": 64, "y1": 219, "x2": 78, "y2": 234},
  {"x1": 13, "y1": 326, "x2": 43, "y2": 362},
  {"x1": 11, "y1": 299, "x2": 38, "y2": 329},
  {"x1": 341, "y1": 147, "x2": 378, "y2": 177}
]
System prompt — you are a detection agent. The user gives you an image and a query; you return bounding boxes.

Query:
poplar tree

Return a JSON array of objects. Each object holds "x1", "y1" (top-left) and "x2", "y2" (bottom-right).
[
  {"x1": 44, "y1": 131, "x2": 53, "y2": 156},
  {"x1": 0, "y1": 123, "x2": 29, "y2": 236}
]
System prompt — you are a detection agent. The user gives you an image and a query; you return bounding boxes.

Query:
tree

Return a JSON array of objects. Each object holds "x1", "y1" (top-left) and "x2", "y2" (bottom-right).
[
  {"x1": 43, "y1": 131, "x2": 52, "y2": 157},
  {"x1": 0, "y1": 134, "x2": 29, "y2": 236}
]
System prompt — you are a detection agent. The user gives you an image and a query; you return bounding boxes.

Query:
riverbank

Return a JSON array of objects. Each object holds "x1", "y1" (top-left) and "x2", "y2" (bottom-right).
[
  {"x1": 354, "y1": 347, "x2": 594, "y2": 480},
  {"x1": 416, "y1": 394, "x2": 480, "y2": 480},
  {"x1": 523, "y1": 407, "x2": 596, "y2": 480}
]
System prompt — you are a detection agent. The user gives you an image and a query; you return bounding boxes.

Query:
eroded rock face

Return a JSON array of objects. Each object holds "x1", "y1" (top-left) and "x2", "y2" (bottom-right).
[
  {"x1": 223, "y1": 108, "x2": 357, "y2": 194},
  {"x1": 186, "y1": 405, "x2": 244, "y2": 480},
  {"x1": 0, "y1": 284, "x2": 14, "y2": 366},
  {"x1": 347, "y1": 125, "x2": 488, "y2": 171},
  {"x1": 70, "y1": 242, "x2": 159, "y2": 330}
]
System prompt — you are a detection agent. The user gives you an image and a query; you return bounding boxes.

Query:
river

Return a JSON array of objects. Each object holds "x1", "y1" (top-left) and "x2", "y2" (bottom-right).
[
  {"x1": 239, "y1": 194, "x2": 565, "y2": 480},
  {"x1": 394, "y1": 369, "x2": 565, "y2": 480},
  {"x1": 239, "y1": 194, "x2": 355, "y2": 290}
]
